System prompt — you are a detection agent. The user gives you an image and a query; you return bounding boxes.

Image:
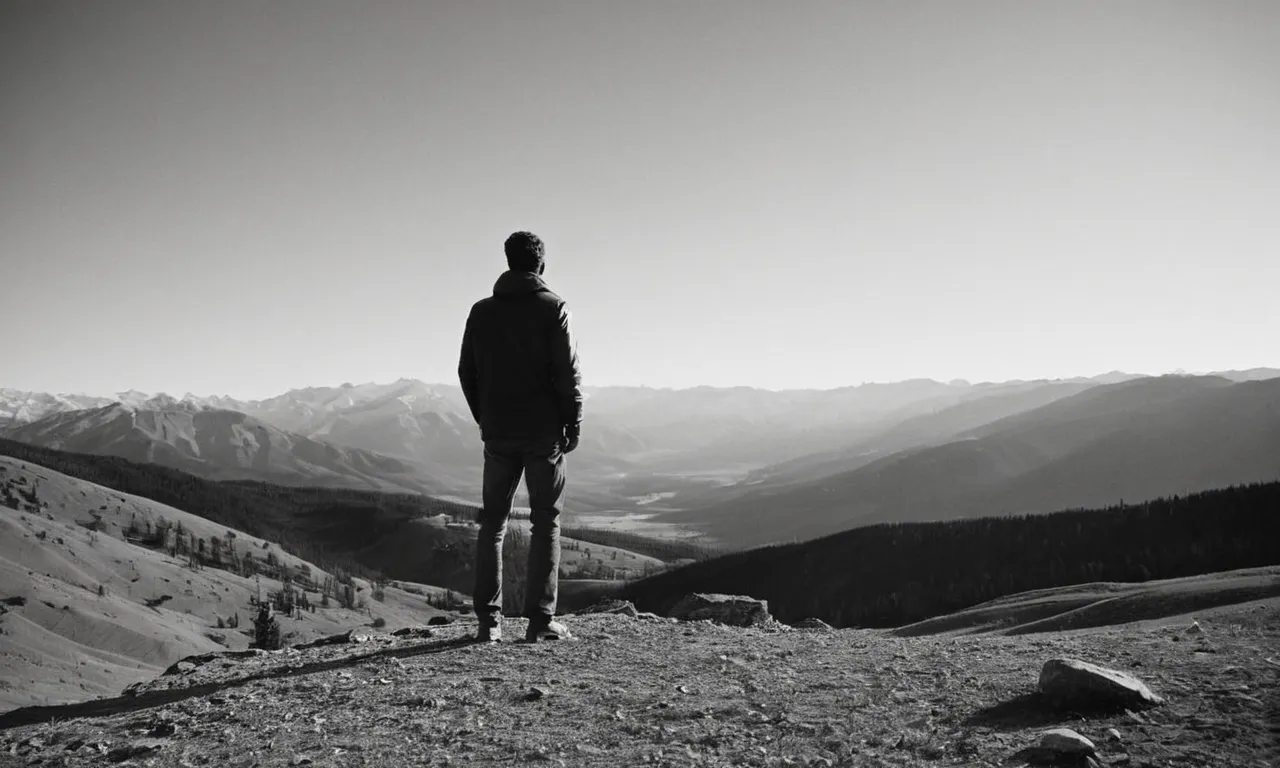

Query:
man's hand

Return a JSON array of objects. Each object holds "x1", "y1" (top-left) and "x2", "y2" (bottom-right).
[{"x1": 561, "y1": 424, "x2": 580, "y2": 454}]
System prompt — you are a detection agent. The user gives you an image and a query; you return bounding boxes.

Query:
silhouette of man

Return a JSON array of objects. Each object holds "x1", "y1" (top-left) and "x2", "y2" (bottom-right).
[{"x1": 459, "y1": 231, "x2": 583, "y2": 643}]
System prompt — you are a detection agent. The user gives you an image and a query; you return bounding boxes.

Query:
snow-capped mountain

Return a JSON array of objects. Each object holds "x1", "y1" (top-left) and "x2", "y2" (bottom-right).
[{"x1": 0, "y1": 390, "x2": 115, "y2": 426}]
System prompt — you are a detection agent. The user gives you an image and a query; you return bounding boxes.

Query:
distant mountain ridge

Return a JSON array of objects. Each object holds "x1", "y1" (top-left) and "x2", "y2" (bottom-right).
[
  {"x1": 670, "y1": 375, "x2": 1280, "y2": 547},
  {"x1": 4, "y1": 367, "x2": 1277, "y2": 524},
  {"x1": 2, "y1": 402, "x2": 445, "y2": 496}
]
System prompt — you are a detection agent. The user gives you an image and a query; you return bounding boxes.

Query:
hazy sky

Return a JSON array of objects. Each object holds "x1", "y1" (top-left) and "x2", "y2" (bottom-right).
[{"x1": 3, "y1": 1, "x2": 1277, "y2": 399}]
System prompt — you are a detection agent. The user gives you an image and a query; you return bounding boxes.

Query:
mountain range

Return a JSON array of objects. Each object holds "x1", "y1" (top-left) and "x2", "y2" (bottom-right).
[
  {"x1": 3, "y1": 367, "x2": 1278, "y2": 547},
  {"x1": 667, "y1": 375, "x2": 1280, "y2": 546}
]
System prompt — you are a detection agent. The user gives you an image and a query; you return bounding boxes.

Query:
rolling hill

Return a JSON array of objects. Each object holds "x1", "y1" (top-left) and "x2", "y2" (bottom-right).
[
  {"x1": 618, "y1": 480, "x2": 1280, "y2": 629},
  {"x1": 0, "y1": 455, "x2": 458, "y2": 712},
  {"x1": 667, "y1": 376, "x2": 1280, "y2": 547},
  {"x1": 0, "y1": 440, "x2": 671, "y2": 613}
]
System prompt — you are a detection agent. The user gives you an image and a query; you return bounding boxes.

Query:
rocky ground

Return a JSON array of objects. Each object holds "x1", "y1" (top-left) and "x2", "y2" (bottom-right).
[{"x1": 0, "y1": 602, "x2": 1276, "y2": 767}]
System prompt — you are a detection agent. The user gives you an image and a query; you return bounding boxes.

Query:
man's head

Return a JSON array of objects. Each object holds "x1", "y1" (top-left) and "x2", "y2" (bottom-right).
[{"x1": 504, "y1": 231, "x2": 546, "y2": 274}]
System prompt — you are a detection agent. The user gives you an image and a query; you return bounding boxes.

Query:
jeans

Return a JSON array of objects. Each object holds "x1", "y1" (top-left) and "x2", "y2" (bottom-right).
[{"x1": 473, "y1": 436, "x2": 566, "y2": 627}]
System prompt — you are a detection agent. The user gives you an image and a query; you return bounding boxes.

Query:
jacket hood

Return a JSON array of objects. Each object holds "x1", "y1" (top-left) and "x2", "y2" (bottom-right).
[{"x1": 493, "y1": 270, "x2": 550, "y2": 297}]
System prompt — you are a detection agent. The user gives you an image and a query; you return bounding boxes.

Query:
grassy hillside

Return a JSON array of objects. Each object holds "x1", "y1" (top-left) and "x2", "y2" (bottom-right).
[
  {"x1": 0, "y1": 438, "x2": 473, "y2": 581},
  {"x1": 0, "y1": 440, "x2": 669, "y2": 611},
  {"x1": 0, "y1": 456, "x2": 456, "y2": 711},
  {"x1": 622, "y1": 481, "x2": 1280, "y2": 629},
  {"x1": 893, "y1": 566, "x2": 1280, "y2": 636}
]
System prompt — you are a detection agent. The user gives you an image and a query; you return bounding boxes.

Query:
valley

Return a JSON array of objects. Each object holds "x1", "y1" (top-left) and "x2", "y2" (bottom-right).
[{"x1": 2, "y1": 371, "x2": 1278, "y2": 719}]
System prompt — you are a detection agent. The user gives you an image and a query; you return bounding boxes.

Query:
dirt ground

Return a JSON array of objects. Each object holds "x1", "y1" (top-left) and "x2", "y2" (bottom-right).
[{"x1": 0, "y1": 602, "x2": 1276, "y2": 767}]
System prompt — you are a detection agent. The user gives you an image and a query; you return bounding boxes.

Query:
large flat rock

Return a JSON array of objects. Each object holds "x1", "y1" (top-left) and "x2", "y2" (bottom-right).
[
  {"x1": 668, "y1": 593, "x2": 772, "y2": 627},
  {"x1": 1039, "y1": 658, "x2": 1164, "y2": 710}
]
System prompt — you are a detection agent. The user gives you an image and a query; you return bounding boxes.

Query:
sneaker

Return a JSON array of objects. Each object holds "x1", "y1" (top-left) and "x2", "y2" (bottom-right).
[
  {"x1": 476, "y1": 622, "x2": 502, "y2": 643},
  {"x1": 524, "y1": 619, "x2": 573, "y2": 643}
]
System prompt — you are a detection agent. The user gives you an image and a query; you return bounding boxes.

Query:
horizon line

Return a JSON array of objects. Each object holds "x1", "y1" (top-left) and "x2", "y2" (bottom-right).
[{"x1": 6, "y1": 365, "x2": 1279, "y2": 404}]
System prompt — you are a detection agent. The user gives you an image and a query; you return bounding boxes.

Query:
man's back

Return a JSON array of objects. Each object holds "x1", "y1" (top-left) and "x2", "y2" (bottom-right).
[{"x1": 460, "y1": 269, "x2": 582, "y2": 442}]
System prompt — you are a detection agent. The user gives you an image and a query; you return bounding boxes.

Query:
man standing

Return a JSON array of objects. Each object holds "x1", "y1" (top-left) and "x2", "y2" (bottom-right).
[{"x1": 459, "y1": 231, "x2": 583, "y2": 643}]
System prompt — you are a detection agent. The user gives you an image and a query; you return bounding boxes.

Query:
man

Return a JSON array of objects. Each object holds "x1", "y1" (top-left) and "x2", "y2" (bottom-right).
[{"x1": 459, "y1": 231, "x2": 583, "y2": 643}]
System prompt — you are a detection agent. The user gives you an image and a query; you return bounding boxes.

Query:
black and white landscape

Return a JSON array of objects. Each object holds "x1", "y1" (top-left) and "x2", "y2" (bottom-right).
[{"x1": 4, "y1": 1, "x2": 1280, "y2": 765}]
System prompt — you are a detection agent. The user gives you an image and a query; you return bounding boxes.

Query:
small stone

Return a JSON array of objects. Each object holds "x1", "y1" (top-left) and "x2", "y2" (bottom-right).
[
  {"x1": 525, "y1": 686, "x2": 550, "y2": 702},
  {"x1": 1105, "y1": 728, "x2": 1123, "y2": 742},
  {"x1": 106, "y1": 740, "x2": 164, "y2": 763},
  {"x1": 391, "y1": 627, "x2": 435, "y2": 639},
  {"x1": 297, "y1": 628, "x2": 373, "y2": 648},
  {"x1": 1040, "y1": 728, "x2": 1096, "y2": 756},
  {"x1": 427, "y1": 615, "x2": 455, "y2": 626},
  {"x1": 1185, "y1": 620, "x2": 1203, "y2": 635}
]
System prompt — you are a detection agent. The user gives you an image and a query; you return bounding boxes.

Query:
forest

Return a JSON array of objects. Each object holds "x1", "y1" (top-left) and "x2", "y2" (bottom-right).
[{"x1": 620, "y1": 480, "x2": 1280, "y2": 628}]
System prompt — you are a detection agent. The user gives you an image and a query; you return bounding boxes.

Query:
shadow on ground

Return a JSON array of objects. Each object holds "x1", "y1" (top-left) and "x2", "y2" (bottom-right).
[{"x1": 964, "y1": 692, "x2": 1075, "y2": 731}]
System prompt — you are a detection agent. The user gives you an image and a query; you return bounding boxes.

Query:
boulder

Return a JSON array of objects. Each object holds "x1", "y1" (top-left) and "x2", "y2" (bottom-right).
[
  {"x1": 1039, "y1": 658, "x2": 1164, "y2": 710},
  {"x1": 577, "y1": 599, "x2": 640, "y2": 617},
  {"x1": 668, "y1": 594, "x2": 772, "y2": 628}
]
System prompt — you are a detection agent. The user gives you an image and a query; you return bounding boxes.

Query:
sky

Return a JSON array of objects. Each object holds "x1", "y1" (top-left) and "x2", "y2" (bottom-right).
[{"x1": 2, "y1": 1, "x2": 1278, "y2": 399}]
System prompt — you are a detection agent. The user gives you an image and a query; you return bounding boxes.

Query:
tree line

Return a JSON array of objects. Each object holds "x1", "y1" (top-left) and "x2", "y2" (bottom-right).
[{"x1": 620, "y1": 481, "x2": 1280, "y2": 628}]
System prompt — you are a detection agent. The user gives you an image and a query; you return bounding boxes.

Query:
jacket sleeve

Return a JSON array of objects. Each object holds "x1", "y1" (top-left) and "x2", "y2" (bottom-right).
[
  {"x1": 458, "y1": 312, "x2": 481, "y2": 425},
  {"x1": 550, "y1": 302, "x2": 584, "y2": 429}
]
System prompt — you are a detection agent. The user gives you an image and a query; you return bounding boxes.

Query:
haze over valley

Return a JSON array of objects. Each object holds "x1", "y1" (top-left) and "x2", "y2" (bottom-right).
[{"x1": 4, "y1": 367, "x2": 1279, "y2": 549}]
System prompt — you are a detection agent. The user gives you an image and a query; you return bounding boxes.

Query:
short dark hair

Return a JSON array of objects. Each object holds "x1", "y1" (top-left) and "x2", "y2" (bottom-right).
[{"x1": 504, "y1": 231, "x2": 545, "y2": 272}]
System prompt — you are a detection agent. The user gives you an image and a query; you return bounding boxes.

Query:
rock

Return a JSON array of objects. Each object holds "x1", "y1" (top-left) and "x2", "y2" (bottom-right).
[
  {"x1": 1185, "y1": 620, "x2": 1203, "y2": 635},
  {"x1": 163, "y1": 660, "x2": 198, "y2": 676},
  {"x1": 297, "y1": 628, "x2": 374, "y2": 648},
  {"x1": 391, "y1": 626, "x2": 435, "y2": 639},
  {"x1": 577, "y1": 599, "x2": 640, "y2": 617},
  {"x1": 1039, "y1": 658, "x2": 1164, "y2": 710},
  {"x1": 107, "y1": 740, "x2": 164, "y2": 763},
  {"x1": 427, "y1": 615, "x2": 455, "y2": 626},
  {"x1": 1105, "y1": 728, "x2": 1123, "y2": 743},
  {"x1": 525, "y1": 686, "x2": 550, "y2": 702},
  {"x1": 792, "y1": 617, "x2": 834, "y2": 630},
  {"x1": 1038, "y1": 728, "x2": 1096, "y2": 757},
  {"x1": 668, "y1": 594, "x2": 772, "y2": 628}
]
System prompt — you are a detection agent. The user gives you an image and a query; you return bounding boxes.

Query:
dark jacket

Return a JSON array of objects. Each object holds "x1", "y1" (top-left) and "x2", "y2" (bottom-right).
[{"x1": 458, "y1": 270, "x2": 583, "y2": 442}]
